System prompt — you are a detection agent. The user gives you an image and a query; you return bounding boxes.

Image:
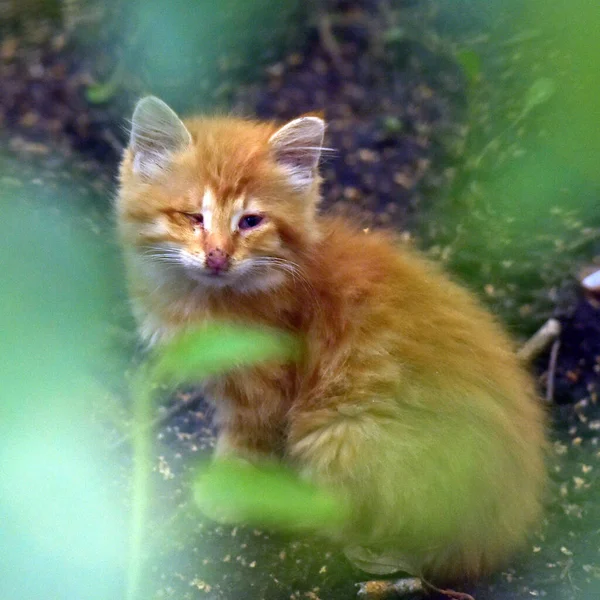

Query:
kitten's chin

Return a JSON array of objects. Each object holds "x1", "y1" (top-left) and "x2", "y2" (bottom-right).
[
  {"x1": 185, "y1": 267, "x2": 287, "y2": 295},
  {"x1": 185, "y1": 269, "x2": 234, "y2": 289}
]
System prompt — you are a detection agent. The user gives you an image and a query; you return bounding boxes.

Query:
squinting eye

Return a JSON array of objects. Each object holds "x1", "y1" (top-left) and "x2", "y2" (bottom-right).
[
  {"x1": 238, "y1": 214, "x2": 264, "y2": 231},
  {"x1": 186, "y1": 213, "x2": 204, "y2": 227}
]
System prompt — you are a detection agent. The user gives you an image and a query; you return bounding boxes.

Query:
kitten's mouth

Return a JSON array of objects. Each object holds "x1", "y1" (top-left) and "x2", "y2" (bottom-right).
[
  {"x1": 187, "y1": 267, "x2": 234, "y2": 287},
  {"x1": 181, "y1": 261, "x2": 287, "y2": 294}
]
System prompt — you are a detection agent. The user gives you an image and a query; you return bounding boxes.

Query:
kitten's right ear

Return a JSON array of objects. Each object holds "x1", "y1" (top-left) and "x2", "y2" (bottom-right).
[
  {"x1": 269, "y1": 116, "x2": 325, "y2": 192},
  {"x1": 129, "y1": 96, "x2": 192, "y2": 179}
]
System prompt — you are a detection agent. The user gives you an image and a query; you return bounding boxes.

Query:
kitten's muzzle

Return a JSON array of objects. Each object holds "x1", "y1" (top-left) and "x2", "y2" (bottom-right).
[{"x1": 205, "y1": 248, "x2": 230, "y2": 274}]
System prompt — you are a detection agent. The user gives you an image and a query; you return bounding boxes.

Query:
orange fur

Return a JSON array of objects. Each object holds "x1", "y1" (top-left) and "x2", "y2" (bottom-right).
[{"x1": 117, "y1": 99, "x2": 547, "y2": 582}]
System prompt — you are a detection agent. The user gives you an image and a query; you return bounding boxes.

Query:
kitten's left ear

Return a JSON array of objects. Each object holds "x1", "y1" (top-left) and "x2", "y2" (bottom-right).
[
  {"x1": 269, "y1": 116, "x2": 325, "y2": 192},
  {"x1": 129, "y1": 96, "x2": 192, "y2": 179}
]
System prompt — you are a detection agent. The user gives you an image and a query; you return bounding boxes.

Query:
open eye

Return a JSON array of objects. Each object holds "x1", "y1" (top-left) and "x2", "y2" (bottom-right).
[
  {"x1": 186, "y1": 213, "x2": 204, "y2": 227},
  {"x1": 238, "y1": 214, "x2": 264, "y2": 231}
]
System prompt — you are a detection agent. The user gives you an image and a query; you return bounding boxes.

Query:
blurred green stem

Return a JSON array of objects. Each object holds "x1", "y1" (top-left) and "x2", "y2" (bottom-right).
[{"x1": 126, "y1": 367, "x2": 154, "y2": 600}]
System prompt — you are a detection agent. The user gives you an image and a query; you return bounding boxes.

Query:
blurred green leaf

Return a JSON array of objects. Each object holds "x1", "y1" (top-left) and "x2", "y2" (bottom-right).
[
  {"x1": 456, "y1": 48, "x2": 482, "y2": 87},
  {"x1": 0, "y1": 155, "x2": 130, "y2": 599},
  {"x1": 85, "y1": 80, "x2": 119, "y2": 105},
  {"x1": 382, "y1": 116, "x2": 404, "y2": 135},
  {"x1": 85, "y1": 62, "x2": 125, "y2": 104},
  {"x1": 151, "y1": 321, "x2": 301, "y2": 386},
  {"x1": 127, "y1": 322, "x2": 301, "y2": 599},
  {"x1": 383, "y1": 26, "x2": 406, "y2": 44},
  {"x1": 193, "y1": 457, "x2": 350, "y2": 533},
  {"x1": 522, "y1": 77, "x2": 556, "y2": 116}
]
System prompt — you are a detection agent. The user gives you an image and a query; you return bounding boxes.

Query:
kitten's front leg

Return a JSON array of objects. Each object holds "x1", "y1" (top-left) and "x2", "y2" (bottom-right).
[
  {"x1": 213, "y1": 428, "x2": 278, "y2": 463},
  {"x1": 196, "y1": 398, "x2": 289, "y2": 526},
  {"x1": 211, "y1": 397, "x2": 286, "y2": 464}
]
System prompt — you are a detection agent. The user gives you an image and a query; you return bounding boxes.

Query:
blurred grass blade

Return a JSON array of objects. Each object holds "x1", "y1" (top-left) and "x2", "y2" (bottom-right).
[
  {"x1": 85, "y1": 61, "x2": 126, "y2": 104},
  {"x1": 126, "y1": 366, "x2": 153, "y2": 600}
]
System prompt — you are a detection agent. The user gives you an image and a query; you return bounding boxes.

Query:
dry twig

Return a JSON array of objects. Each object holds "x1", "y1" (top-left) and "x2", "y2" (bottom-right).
[
  {"x1": 545, "y1": 338, "x2": 561, "y2": 403},
  {"x1": 421, "y1": 576, "x2": 476, "y2": 600},
  {"x1": 517, "y1": 318, "x2": 561, "y2": 363}
]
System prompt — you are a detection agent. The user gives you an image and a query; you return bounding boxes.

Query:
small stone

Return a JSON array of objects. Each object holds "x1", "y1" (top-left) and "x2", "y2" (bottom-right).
[
  {"x1": 190, "y1": 578, "x2": 211, "y2": 591},
  {"x1": 313, "y1": 59, "x2": 328, "y2": 75},
  {"x1": 416, "y1": 158, "x2": 431, "y2": 175},
  {"x1": 566, "y1": 370, "x2": 580, "y2": 383},
  {"x1": 418, "y1": 84, "x2": 434, "y2": 99},
  {"x1": 519, "y1": 304, "x2": 532, "y2": 317},
  {"x1": 393, "y1": 172, "x2": 413, "y2": 189},
  {"x1": 287, "y1": 53, "x2": 303, "y2": 66},
  {"x1": 51, "y1": 34, "x2": 67, "y2": 51},
  {"x1": 266, "y1": 63, "x2": 284, "y2": 78},
  {"x1": 358, "y1": 149, "x2": 378, "y2": 163},
  {"x1": 0, "y1": 37, "x2": 17, "y2": 60},
  {"x1": 553, "y1": 442, "x2": 568, "y2": 455},
  {"x1": 343, "y1": 186, "x2": 360, "y2": 201}
]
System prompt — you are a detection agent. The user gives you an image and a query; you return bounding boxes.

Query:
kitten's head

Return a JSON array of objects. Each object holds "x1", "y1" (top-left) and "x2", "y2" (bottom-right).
[{"x1": 117, "y1": 96, "x2": 325, "y2": 294}]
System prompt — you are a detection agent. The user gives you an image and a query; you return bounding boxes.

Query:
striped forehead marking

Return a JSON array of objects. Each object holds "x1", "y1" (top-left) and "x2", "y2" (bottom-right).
[{"x1": 202, "y1": 188, "x2": 215, "y2": 231}]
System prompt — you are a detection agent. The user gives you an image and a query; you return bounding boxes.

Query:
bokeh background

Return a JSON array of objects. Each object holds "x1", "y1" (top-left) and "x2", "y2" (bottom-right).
[{"x1": 1, "y1": 1, "x2": 600, "y2": 599}]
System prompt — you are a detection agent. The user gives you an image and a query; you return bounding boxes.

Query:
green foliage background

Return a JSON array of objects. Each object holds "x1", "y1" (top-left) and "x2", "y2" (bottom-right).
[
  {"x1": 0, "y1": 154, "x2": 130, "y2": 599},
  {"x1": 417, "y1": 0, "x2": 600, "y2": 335}
]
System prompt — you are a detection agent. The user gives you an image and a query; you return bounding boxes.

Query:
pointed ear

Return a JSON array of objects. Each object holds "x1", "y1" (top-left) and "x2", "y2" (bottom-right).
[
  {"x1": 129, "y1": 96, "x2": 192, "y2": 179},
  {"x1": 268, "y1": 116, "x2": 325, "y2": 192}
]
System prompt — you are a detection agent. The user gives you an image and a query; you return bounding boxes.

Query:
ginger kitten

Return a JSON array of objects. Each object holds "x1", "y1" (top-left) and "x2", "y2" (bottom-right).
[{"x1": 117, "y1": 96, "x2": 546, "y2": 582}]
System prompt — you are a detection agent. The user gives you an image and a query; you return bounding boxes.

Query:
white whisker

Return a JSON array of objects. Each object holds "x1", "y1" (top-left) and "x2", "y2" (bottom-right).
[
  {"x1": 287, "y1": 146, "x2": 336, "y2": 154},
  {"x1": 242, "y1": 256, "x2": 322, "y2": 315},
  {"x1": 138, "y1": 244, "x2": 186, "y2": 268}
]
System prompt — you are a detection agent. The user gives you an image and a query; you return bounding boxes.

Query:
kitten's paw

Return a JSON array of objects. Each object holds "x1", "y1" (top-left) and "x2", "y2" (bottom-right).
[{"x1": 344, "y1": 545, "x2": 415, "y2": 576}]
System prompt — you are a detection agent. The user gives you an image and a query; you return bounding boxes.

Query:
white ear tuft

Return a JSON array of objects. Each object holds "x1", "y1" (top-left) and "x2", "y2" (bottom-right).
[
  {"x1": 129, "y1": 96, "x2": 192, "y2": 179},
  {"x1": 268, "y1": 116, "x2": 325, "y2": 192}
]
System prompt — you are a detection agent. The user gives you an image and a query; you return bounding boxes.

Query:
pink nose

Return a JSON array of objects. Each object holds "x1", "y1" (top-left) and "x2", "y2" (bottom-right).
[{"x1": 205, "y1": 248, "x2": 230, "y2": 273}]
